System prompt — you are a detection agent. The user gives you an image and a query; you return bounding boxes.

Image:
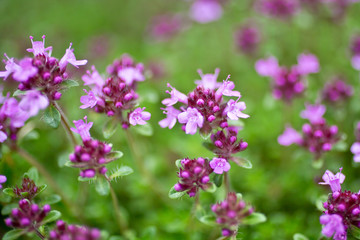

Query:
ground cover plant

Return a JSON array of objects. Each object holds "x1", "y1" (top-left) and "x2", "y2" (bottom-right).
[{"x1": 1, "y1": 0, "x2": 360, "y2": 239}]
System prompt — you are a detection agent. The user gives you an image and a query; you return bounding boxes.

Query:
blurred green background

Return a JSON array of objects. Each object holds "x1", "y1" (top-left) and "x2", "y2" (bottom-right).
[{"x1": 1, "y1": 0, "x2": 360, "y2": 239}]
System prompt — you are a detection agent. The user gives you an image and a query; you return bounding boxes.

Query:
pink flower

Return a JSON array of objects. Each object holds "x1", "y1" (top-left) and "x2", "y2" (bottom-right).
[
  {"x1": 320, "y1": 214, "x2": 346, "y2": 240},
  {"x1": 0, "y1": 97, "x2": 30, "y2": 128},
  {"x1": 159, "y1": 106, "x2": 181, "y2": 129},
  {"x1": 129, "y1": 107, "x2": 151, "y2": 126},
  {"x1": 278, "y1": 125, "x2": 302, "y2": 146},
  {"x1": 300, "y1": 103, "x2": 326, "y2": 124},
  {"x1": 82, "y1": 66, "x2": 105, "y2": 89},
  {"x1": 118, "y1": 66, "x2": 145, "y2": 85},
  {"x1": 215, "y1": 76, "x2": 241, "y2": 100},
  {"x1": 0, "y1": 175, "x2": 6, "y2": 189},
  {"x1": 19, "y1": 90, "x2": 49, "y2": 117},
  {"x1": 162, "y1": 83, "x2": 188, "y2": 106},
  {"x1": 296, "y1": 53, "x2": 320, "y2": 75},
  {"x1": 71, "y1": 116, "x2": 93, "y2": 141},
  {"x1": 255, "y1": 56, "x2": 280, "y2": 77},
  {"x1": 26, "y1": 35, "x2": 52, "y2": 57},
  {"x1": 195, "y1": 68, "x2": 221, "y2": 90},
  {"x1": 0, "y1": 126, "x2": 7, "y2": 143},
  {"x1": 351, "y1": 55, "x2": 360, "y2": 70},
  {"x1": 351, "y1": 142, "x2": 360, "y2": 162},
  {"x1": 319, "y1": 168, "x2": 345, "y2": 193},
  {"x1": 189, "y1": 0, "x2": 223, "y2": 24},
  {"x1": 12, "y1": 58, "x2": 38, "y2": 82},
  {"x1": 224, "y1": 99, "x2": 249, "y2": 120},
  {"x1": 80, "y1": 89, "x2": 98, "y2": 109},
  {"x1": 0, "y1": 54, "x2": 19, "y2": 80},
  {"x1": 210, "y1": 158, "x2": 231, "y2": 174},
  {"x1": 178, "y1": 107, "x2": 204, "y2": 135},
  {"x1": 59, "y1": 43, "x2": 87, "y2": 70}
]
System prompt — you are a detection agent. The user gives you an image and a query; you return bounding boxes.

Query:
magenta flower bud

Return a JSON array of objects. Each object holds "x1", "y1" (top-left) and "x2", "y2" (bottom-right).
[
  {"x1": 332, "y1": 191, "x2": 340, "y2": 199},
  {"x1": 53, "y1": 91, "x2": 62, "y2": 100},
  {"x1": 314, "y1": 130, "x2": 323, "y2": 138},
  {"x1": 215, "y1": 140, "x2": 223, "y2": 148},
  {"x1": 19, "y1": 199, "x2": 29, "y2": 208},
  {"x1": 63, "y1": 72, "x2": 68, "y2": 79},
  {"x1": 188, "y1": 191, "x2": 196, "y2": 197},
  {"x1": 99, "y1": 167, "x2": 107, "y2": 175},
  {"x1": 239, "y1": 200, "x2": 246, "y2": 208},
  {"x1": 220, "y1": 122, "x2": 228, "y2": 128},
  {"x1": 208, "y1": 101, "x2": 214, "y2": 107},
  {"x1": 329, "y1": 204, "x2": 334, "y2": 211},
  {"x1": 75, "y1": 145, "x2": 82, "y2": 153},
  {"x1": 240, "y1": 141, "x2": 248, "y2": 151},
  {"x1": 338, "y1": 204, "x2": 345, "y2": 211},
  {"x1": 20, "y1": 218, "x2": 30, "y2": 227},
  {"x1": 103, "y1": 87, "x2": 111, "y2": 95},
  {"x1": 230, "y1": 136, "x2": 237, "y2": 144},
  {"x1": 107, "y1": 111, "x2": 114, "y2": 116},
  {"x1": 5, "y1": 218, "x2": 12, "y2": 227},
  {"x1": 124, "y1": 93, "x2": 133, "y2": 101},
  {"x1": 353, "y1": 208, "x2": 360, "y2": 215},
  {"x1": 91, "y1": 140, "x2": 99, "y2": 148},
  {"x1": 352, "y1": 194, "x2": 358, "y2": 200},
  {"x1": 54, "y1": 76, "x2": 63, "y2": 84},
  {"x1": 207, "y1": 115, "x2": 216, "y2": 122},
  {"x1": 194, "y1": 166, "x2": 202, "y2": 174},
  {"x1": 56, "y1": 220, "x2": 66, "y2": 229},
  {"x1": 201, "y1": 176, "x2": 210, "y2": 184},
  {"x1": 82, "y1": 169, "x2": 96, "y2": 178},
  {"x1": 43, "y1": 204, "x2": 51, "y2": 213},
  {"x1": 302, "y1": 124, "x2": 312, "y2": 134},
  {"x1": 34, "y1": 59, "x2": 42, "y2": 67},
  {"x1": 322, "y1": 143, "x2": 332, "y2": 151},
  {"x1": 81, "y1": 153, "x2": 91, "y2": 162},
  {"x1": 197, "y1": 157, "x2": 205, "y2": 165},
  {"x1": 91, "y1": 229, "x2": 101, "y2": 238},
  {"x1": 31, "y1": 204, "x2": 39, "y2": 213},
  {"x1": 222, "y1": 229, "x2": 232, "y2": 237},
  {"x1": 119, "y1": 82, "x2": 126, "y2": 90},
  {"x1": 48, "y1": 57, "x2": 57, "y2": 66},
  {"x1": 221, "y1": 201, "x2": 228, "y2": 208},
  {"x1": 122, "y1": 123, "x2": 129, "y2": 129},
  {"x1": 196, "y1": 99, "x2": 205, "y2": 106},
  {"x1": 11, "y1": 208, "x2": 20, "y2": 216},
  {"x1": 248, "y1": 207, "x2": 254, "y2": 214},
  {"x1": 49, "y1": 231, "x2": 57, "y2": 238},
  {"x1": 115, "y1": 102, "x2": 123, "y2": 108},
  {"x1": 323, "y1": 202, "x2": 328, "y2": 209},
  {"x1": 216, "y1": 217, "x2": 225, "y2": 224},
  {"x1": 98, "y1": 157, "x2": 106, "y2": 164},
  {"x1": 211, "y1": 204, "x2": 218, "y2": 212},
  {"x1": 227, "y1": 210, "x2": 237, "y2": 218},
  {"x1": 174, "y1": 183, "x2": 183, "y2": 192},
  {"x1": 213, "y1": 106, "x2": 220, "y2": 112},
  {"x1": 42, "y1": 72, "x2": 51, "y2": 80},
  {"x1": 69, "y1": 153, "x2": 76, "y2": 162},
  {"x1": 181, "y1": 171, "x2": 190, "y2": 178},
  {"x1": 18, "y1": 83, "x2": 26, "y2": 90},
  {"x1": 330, "y1": 125, "x2": 338, "y2": 135},
  {"x1": 103, "y1": 144, "x2": 112, "y2": 153}
]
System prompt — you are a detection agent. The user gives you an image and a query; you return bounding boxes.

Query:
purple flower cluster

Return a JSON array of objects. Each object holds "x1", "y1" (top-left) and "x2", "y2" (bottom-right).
[
  {"x1": 5, "y1": 199, "x2": 50, "y2": 231},
  {"x1": 321, "y1": 78, "x2": 353, "y2": 103},
  {"x1": 0, "y1": 36, "x2": 87, "y2": 101},
  {"x1": 211, "y1": 192, "x2": 254, "y2": 237},
  {"x1": 278, "y1": 104, "x2": 339, "y2": 159},
  {"x1": 49, "y1": 220, "x2": 101, "y2": 240},
  {"x1": 70, "y1": 116, "x2": 115, "y2": 178},
  {"x1": 255, "y1": 53, "x2": 319, "y2": 103},
  {"x1": 350, "y1": 122, "x2": 360, "y2": 162},
  {"x1": 234, "y1": 24, "x2": 261, "y2": 55},
  {"x1": 319, "y1": 168, "x2": 359, "y2": 240},
  {"x1": 174, "y1": 157, "x2": 213, "y2": 197},
  {"x1": 13, "y1": 177, "x2": 39, "y2": 200},
  {"x1": 80, "y1": 54, "x2": 151, "y2": 128},
  {"x1": 255, "y1": 0, "x2": 300, "y2": 19},
  {"x1": 160, "y1": 69, "x2": 249, "y2": 135}
]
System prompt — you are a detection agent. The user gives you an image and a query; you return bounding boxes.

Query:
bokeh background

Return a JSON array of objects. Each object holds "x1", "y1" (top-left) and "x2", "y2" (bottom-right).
[{"x1": 1, "y1": 0, "x2": 360, "y2": 239}]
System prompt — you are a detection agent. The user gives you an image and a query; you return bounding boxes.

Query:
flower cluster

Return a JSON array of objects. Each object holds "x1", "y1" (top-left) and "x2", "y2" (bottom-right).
[
  {"x1": 278, "y1": 104, "x2": 339, "y2": 159},
  {"x1": 173, "y1": 157, "x2": 213, "y2": 197},
  {"x1": 211, "y1": 192, "x2": 254, "y2": 237},
  {"x1": 80, "y1": 54, "x2": 151, "y2": 128},
  {"x1": 13, "y1": 177, "x2": 39, "y2": 200},
  {"x1": 234, "y1": 23, "x2": 261, "y2": 55},
  {"x1": 148, "y1": 14, "x2": 184, "y2": 42},
  {"x1": 321, "y1": 77, "x2": 353, "y2": 103},
  {"x1": 49, "y1": 220, "x2": 101, "y2": 240},
  {"x1": 350, "y1": 122, "x2": 360, "y2": 162},
  {"x1": 0, "y1": 35, "x2": 87, "y2": 101},
  {"x1": 319, "y1": 168, "x2": 360, "y2": 240},
  {"x1": 5, "y1": 199, "x2": 50, "y2": 231},
  {"x1": 70, "y1": 116, "x2": 116, "y2": 178},
  {"x1": 160, "y1": 69, "x2": 249, "y2": 136},
  {"x1": 255, "y1": 53, "x2": 319, "y2": 103},
  {"x1": 255, "y1": 0, "x2": 300, "y2": 19}
]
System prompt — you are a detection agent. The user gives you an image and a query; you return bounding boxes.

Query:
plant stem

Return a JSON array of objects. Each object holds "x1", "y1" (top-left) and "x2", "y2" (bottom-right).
[
  {"x1": 35, "y1": 228, "x2": 45, "y2": 240},
  {"x1": 224, "y1": 172, "x2": 230, "y2": 195},
  {"x1": 15, "y1": 146, "x2": 82, "y2": 220},
  {"x1": 104, "y1": 175, "x2": 127, "y2": 233},
  {"x1": 52, "y1": 101, "x2": 77, "y2": 147}
]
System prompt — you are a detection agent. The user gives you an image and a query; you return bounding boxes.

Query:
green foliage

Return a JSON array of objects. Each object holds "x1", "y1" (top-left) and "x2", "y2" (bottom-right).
[
  {"x1": 2, "y1": 229, "x2": 25, "y2": 240},
  {"x1": 109, "y1": 166, "x2": 134, "y2": 180},
  {"x1": 168, "y1": 186, "x2": 185, "y2": 199},
  {"x1": 41, "y1": 210, "x2": 61, "y2": 225},
  {"x1": 43, "y1": 105, "x2": 61, "y2": 129},
  {"x1": 242, "y1": 213, "x2": 267, "y2": 225}
]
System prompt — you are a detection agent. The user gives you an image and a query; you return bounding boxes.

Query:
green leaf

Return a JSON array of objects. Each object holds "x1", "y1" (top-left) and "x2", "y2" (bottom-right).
[
  {"x1": 350, "y1": 224, "x2": 360, "y2": 239},
  {"x1": 200, "y1": 131, "x2": 211, "y2": 140},
  {"x1": 64, "y1": 161, "x2": 74, "y2": 167},
  {"x1": 38, "y1": 184, "x2": 47, "y2": 195},
  {"x1": 78, "y1": 176, "x2": 96, "y2": 182},
  {"x1": 61, "y1": 79, "x2": 79, "y2": 88},
  {"x1": 213, "y1": 174, "x2": 223, "y2": 187},
  {"x1": 41, "y1": 210, "x2": 61, "y2": 225},
  {"x1": 202, "y1": 142, "x2": 216, "y2": 152},
  {"x1": 198, "y1": 214, "x2": 217, "y2": 226},
  {"x1": 12, "y1": 90, "x2": 26, "y2": 97},
  {"x1": 133, "y1": 123, "x2": 153, "y2": 136},
  {"x1": 168, "y1": 186, "x2": 185, "y2": 199},
  {"x1": 43, "y1": 105, "x2": 61, "y2": 129},
  {"x1": 227, "y1": 119, "x2": 244, "y2": 128},
  {"x1": 3, "y1": 188, "x2": 15, "y2": 197},
  {"x1": 2, "y1": 229, "x2": 26, "y2": 240},
  {"x1": 312, "y1": 158, "x2": 324, "y2": 169},
  {"x1": 204, "y1": 182, "x2": 216, "y2": 193},
  {"x1": 103, "y1": 119, "x2": 118, "y2": 139},
  {"x1": 95, "y1": 177, "x2": 110, "y2": 196},
  {"x1": 293, "y1": 233, "x2": 309, "y2": 240},
  {"x1": 333, "y1": 140, "x2": 348, "y2": 152},
  {"x1": 232, "y1": 157, "x2": 252, "y2": 169},
  {"x1": 24, "y1": 167, "x2": 39, "y2": 183},
  {"x1": 106, "y1": 151, "x2": 123, "y2": 161},
  {"x1": 40, "y1": 194, "x2": 61, "y2": 205},
  {"x1": 1, "y1": 203, "x2": 18, "y2": 215},
  {"x1": 242, "y1": 212, "x2": 267, "y2": 225},
  {"x1": 175, "y1": 159, "x2": 182, "y2": 169},
  {"x1": 110, "y1": 166, "x2": 134, "y2": 180}
]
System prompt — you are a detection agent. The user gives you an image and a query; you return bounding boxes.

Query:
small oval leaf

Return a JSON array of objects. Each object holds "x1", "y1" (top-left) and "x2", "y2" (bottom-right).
[
  {"x1": 293, "y1": 233, "x2": 309, "y2": 240},
  {"x1": 103, "y1": 119, "x2": 118, "y2": 139},
  {"x1": 198, "y1": 214, "x2": 217, "y2": 227},
  {"x1": 168, "y1": 186, "x2": 185, "y2": 199},
  {"x1": 106, "y1": 151, "x2": 124, "y2": 161},
  {"x1": 24, "y1": 167, "x2": 39, "y2": 183},
  {"x1": 43, "y1": 105, "x2": 61, "y2": 129},
  {"x1": 3, "y1": 188, "x2": 16, "y2": 197},
  {"x1": 350, "y1": 224, "x2": 360, "y2": 239},
  {"x1": 232, "y1": 157, "x2": 252, "y2": 169},
  {"x1": 204, "y1": 182, "x2": 216, "y2": 193},
  {"x1": 41, "y1": 210, "x2": 61, "y2": 225},
  {"x1": 213, "y1": 174, "x2": 223, "y2": 188},
  {"x1": 1, "y1": 203, "x2": 18, "y2": 215},
  {"x1": 61, "y1": 79, "x2": 79, "y2": 88},
  {"x1": 110, "y1": 166, "x2": 134, "y2": 180},
  {"x1": 95, "y1": 177, "x2": 110, "y2": 196},
  {"x1": 40, "y1": 194, "x2": 61, "y2": 205},
  {"x1": 2, "y1": 229, "x2": 26, "y2": 240},
  {"x1": 242, "y1": 212, "x2": 267, "y2": 225},
  {"x1": 175, "y1": 159, "x2": 182, "y2": 169},
  {"x1": 133, "y1": 123, "x2": 153, "y2": 136}
]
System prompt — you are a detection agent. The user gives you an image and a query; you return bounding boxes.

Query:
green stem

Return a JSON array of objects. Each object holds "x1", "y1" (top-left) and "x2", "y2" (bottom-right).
[
  {"x1": 224, "y1": 172, "x2": 230, "y2": 196},
  {"x1": 52, "y1": 101, "x2": 77, "y2": 147},
  {"x1": 35, "y1": 228, "x2": 45, "y2": 240},
  {"x1": 105, "y1": 175, "x2": 127, "y2": 233}
]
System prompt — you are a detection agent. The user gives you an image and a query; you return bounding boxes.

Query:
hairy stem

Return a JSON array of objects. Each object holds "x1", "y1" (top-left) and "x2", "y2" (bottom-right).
[
  {"x1": 105, "y1": 175, "x2": 127, "y2": 233},
  {"x1": 15, "y1": 146, "x2": 82, "y2": 220},
  {"x1": 52, "y1": 101, "x2": 77, "y2": 147},
  {"x1": 35, "y1": 228, "x2": 45, "y2": 240},
  {"x1": 224, "y1": 172, "x2": 230, "y2": 195}
]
